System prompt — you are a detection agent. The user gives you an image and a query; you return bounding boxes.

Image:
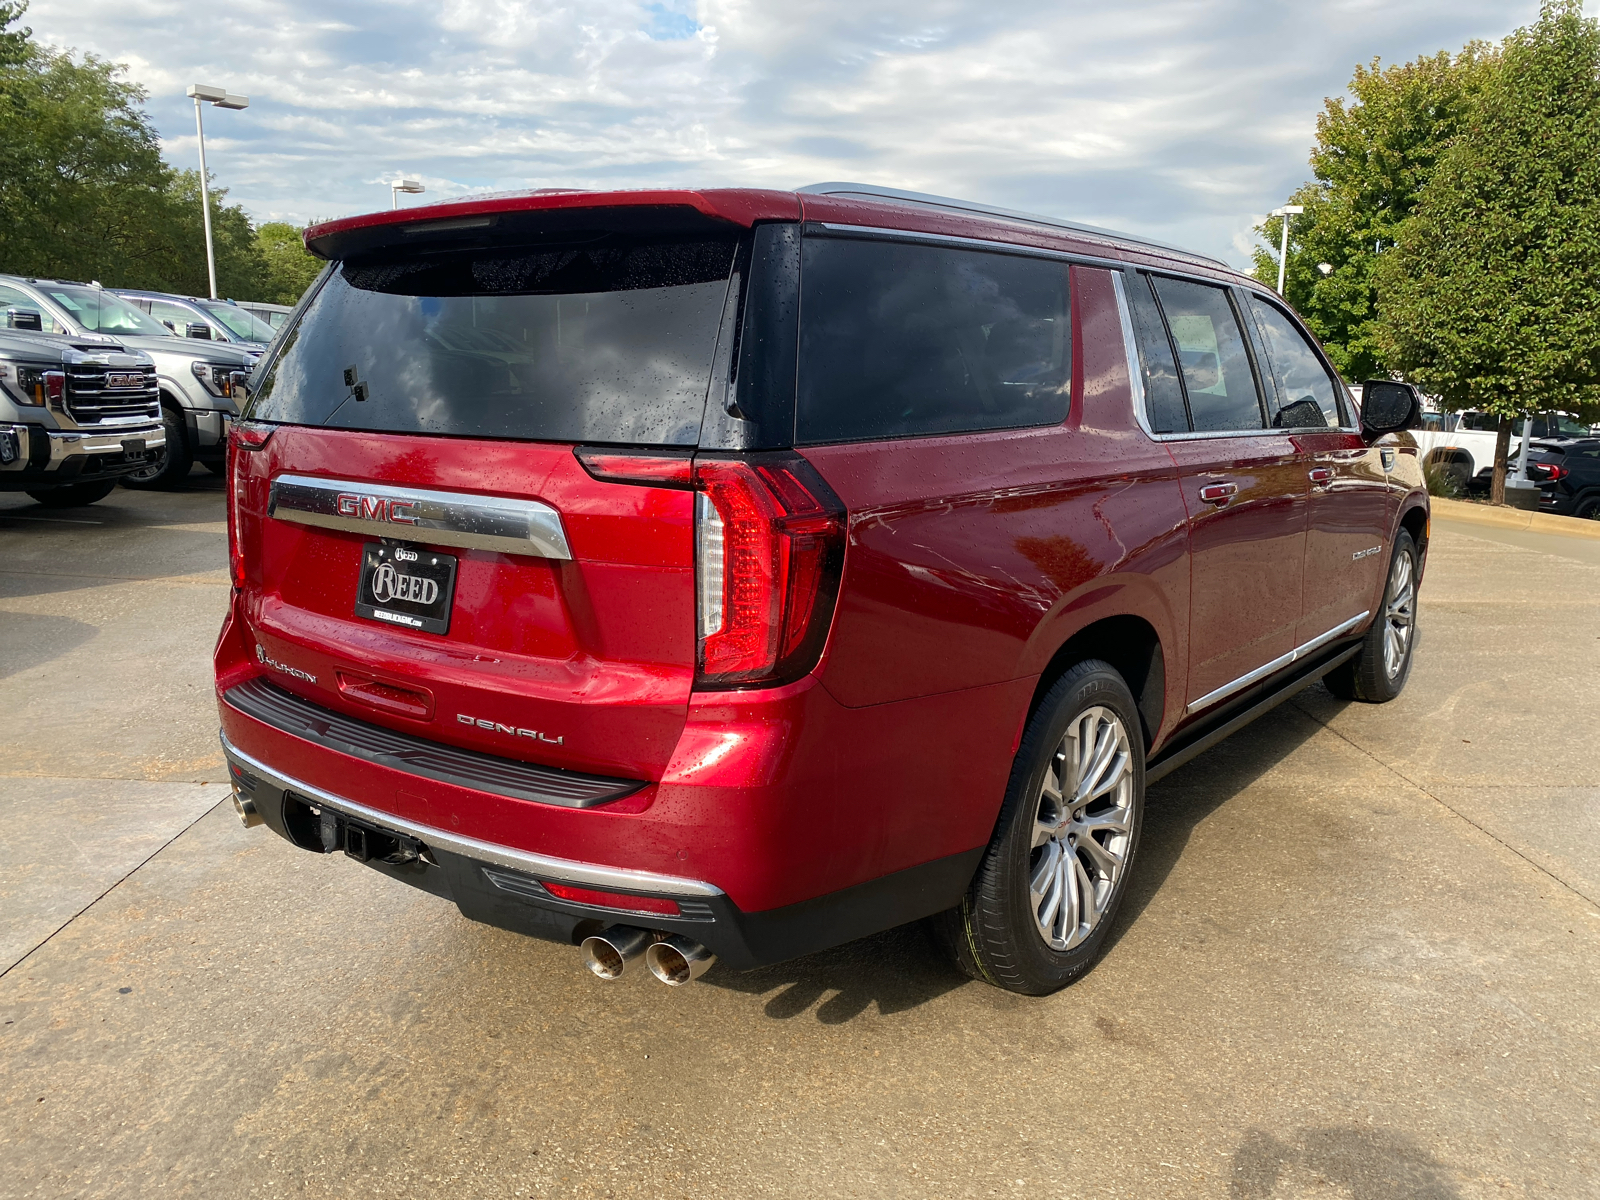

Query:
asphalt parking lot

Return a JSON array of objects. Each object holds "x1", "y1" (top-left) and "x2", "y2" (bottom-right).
[{"x1": 1, "y1": 477, "x2": 1597, "y2": 1200}]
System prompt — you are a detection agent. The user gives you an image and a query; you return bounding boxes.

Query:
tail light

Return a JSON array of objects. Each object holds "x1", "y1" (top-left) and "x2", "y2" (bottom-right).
[
  {"x1": 1530, "y1": 462, "x2": 1566, "y2": 482},
  {"x1": 226, "y1": 421, "x2": 274, "y2": 588},
  {"x1": 575, "y1": 447, "x2": 847, "y2": 689}
]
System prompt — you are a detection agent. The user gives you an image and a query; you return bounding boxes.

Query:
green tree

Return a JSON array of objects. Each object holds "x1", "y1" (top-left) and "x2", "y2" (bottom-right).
[
  {"x1": 255, "y1": 222, "x2": 323, "y2": 305},
  {"x1": 1374, "y1": 0, "x2": 1600, "y2": 503},
  {"x1": 0, "y1": 5, "x2": 268, "y2": 298},
  {"x1": 1252, "y1": 45, "x2": 1496, "y2": 380}
]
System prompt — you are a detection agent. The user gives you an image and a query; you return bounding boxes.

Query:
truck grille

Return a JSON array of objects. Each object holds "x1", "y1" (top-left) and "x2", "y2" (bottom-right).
[{"x1": 65, "y1": 363, "x2": 160, "y2": 423}]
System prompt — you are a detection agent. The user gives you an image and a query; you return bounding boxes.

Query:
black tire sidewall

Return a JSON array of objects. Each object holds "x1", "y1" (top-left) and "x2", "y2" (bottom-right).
[
  {"x1": 1357, "y1": 530, "x2": 1418, "y2": 702},
  {"x1": 27, "y1": 479, "x2": 117, "y2": 507},
  {"x1": 964, "y1": 661, "x2": 1146, "y2": 994},
  {"x1": 120, "y1": 406, "x2": 190, "y2": 490}
]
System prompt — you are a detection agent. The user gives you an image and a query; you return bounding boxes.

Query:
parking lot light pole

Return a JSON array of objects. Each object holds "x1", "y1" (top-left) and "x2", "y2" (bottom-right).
[
  {"x1": 186, "y1": 84, "x2": 250, "y2": 300},
  {"x1": 391, "y1": 178, "x2": 426, "y2": 209},
  {"x1": 1271, "y1": 205, "x2": 1305, "y2": 296}
]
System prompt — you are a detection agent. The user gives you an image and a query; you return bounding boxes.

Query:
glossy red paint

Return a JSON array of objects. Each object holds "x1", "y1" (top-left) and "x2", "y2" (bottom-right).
[{"x1": 221, "y1": 183, "x2": 1429, "y2": 954}]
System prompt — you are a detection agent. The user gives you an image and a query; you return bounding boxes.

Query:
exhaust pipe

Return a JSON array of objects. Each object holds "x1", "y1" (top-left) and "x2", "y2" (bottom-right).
[
  {"x1": 231, "y1": 789, "x2": 263, "y2": 829},
  {"x1": 580, "y1": 925, "x2": 653, "y2": 980},
  {"x1": 645, "y1": 935, "x2": 716, "y2": 986}
]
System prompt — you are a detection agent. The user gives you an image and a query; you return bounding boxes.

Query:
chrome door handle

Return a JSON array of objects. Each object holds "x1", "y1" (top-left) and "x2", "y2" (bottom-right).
[
  {"x1": 1198, "y1": 482, "x2": 1238, "y2": 505},
  {"x1": 1308, "y1": 468, "x2": 1333, "y2": 489}
]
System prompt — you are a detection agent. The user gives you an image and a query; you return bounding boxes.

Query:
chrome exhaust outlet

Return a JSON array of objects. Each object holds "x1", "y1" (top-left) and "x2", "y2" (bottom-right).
[
  {"x1": 580, "y1": 925, "x2": 653, "y2": 980},
  {"x1": 231, "y1": 789, "x2": 263, "y2": 829},
  {"x1": 645, "y1": 935, "x2": 716, "y2": 986}
]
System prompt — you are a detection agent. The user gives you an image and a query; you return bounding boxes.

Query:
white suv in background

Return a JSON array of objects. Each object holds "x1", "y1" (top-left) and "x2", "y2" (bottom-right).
[{"x1": 0, "y1": 275, "x2": 258, "y2": 488}]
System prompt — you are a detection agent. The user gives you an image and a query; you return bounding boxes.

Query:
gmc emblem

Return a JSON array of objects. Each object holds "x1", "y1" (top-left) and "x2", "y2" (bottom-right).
[{"x1": 336, "y1": 492, "x2": 419, "y2": 525}]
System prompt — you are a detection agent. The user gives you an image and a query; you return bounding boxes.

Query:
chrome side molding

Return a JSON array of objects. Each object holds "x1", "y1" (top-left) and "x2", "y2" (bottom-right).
[
  {"x1": 268, "y1": 473, "x2": 572, "y2": 560},
  {"x1": 1186, "y1": 611, "x2": 1371, "y2": 715}
]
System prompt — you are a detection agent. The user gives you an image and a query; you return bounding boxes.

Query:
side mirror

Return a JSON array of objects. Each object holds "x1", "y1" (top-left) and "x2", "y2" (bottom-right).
[
  {"x1": 161, "y1": 320, "x2": 176, "y2": 332},
  {"x1": 185, "y1": 322, "x2": 213, "y2": 340},
  {"x1": 5, "y1": 307, "x2": 43, "y2": 331},
  {"x1": 1359, "y1": 379, "x2": 1420, "y2": 438}
]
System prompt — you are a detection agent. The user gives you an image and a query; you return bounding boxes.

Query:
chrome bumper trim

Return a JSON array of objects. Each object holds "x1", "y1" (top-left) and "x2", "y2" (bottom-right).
[
  {"x1": 220, "y1": 734, "x2": 722, "y2": 898},
  {"x1": 1186, "y1": 611, "x2": 1371, "y2": 715},
  {"x1": 268, "y1": 472, "x2": 572, "y2": 560},
  {"x1": 46, "y1": 423, "x2": 165, "y2": 464}
]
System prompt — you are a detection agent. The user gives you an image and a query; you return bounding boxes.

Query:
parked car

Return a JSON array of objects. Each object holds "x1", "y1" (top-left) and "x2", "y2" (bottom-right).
[
  {"x1": 1524, "y1": 439, "x2": 1600, "y2": 519},
  {"x1": 235, "y1": 300, "x2": 295, "y2": 333},
  {"x1": 0, "y1": 324, "x2": 165, "y2": 505},
  {"x1": 216, "y1": 184, "x2": 1428, "y2": 995},
  {"x1": 0, "y1": 276, "x2": 257, "y2": 487},
  {"x1": 113, "y1": 289, "x2": 277, "y2": 352},
  {"x1": 1412, "y1": 407, "x2": 1594, "y2": 487}
]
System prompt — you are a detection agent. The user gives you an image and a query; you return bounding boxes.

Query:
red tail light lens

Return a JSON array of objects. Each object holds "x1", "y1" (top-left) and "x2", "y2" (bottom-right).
[
  {"x1": 541, "y1": 882, "x2": 681, "y2": 916},
  {"x1": 1531, "y1": 462, "x2": 1566, "y2": 481},
  {"x1": 568, "y1": 446, "x2": 848, "y2": 689},
  {"x1": 694, "y1": 454, "x2": 846, "y2": 688},
  {"x1": 226, "y1": 422, "x2": 274, "y2": 588}
]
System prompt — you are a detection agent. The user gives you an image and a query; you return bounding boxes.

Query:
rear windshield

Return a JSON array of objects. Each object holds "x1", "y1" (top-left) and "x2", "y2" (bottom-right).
[{"x1": 246, "y1": 237, "x2": 737, "y2": 444}]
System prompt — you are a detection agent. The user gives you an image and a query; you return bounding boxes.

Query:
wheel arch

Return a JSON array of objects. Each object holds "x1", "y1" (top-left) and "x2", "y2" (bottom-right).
[
  {"x1": 1028, "y1": 615, "x2": 1164, "y2": 752},
  {"x1": 1425, "y1": 447, "x2": 1473, "y2": 474}
]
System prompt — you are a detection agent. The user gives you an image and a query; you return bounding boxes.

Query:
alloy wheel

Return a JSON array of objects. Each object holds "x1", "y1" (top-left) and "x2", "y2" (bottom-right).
[
  {"x1": 1029, "y1": 706, "x2": 1135, "y2": 951},
  {"x1": 1383, "y1": 549, "x2": 1416, "y2": 679}
]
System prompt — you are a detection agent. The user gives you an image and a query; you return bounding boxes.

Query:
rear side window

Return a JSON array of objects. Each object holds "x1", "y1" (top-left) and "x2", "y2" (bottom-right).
[
  {"x1": 1248, "y1": 296, "x2": 1341, "y2": 428},
  {"x1": 247, "y1": 237, "x2": 737, "y2": 445},
  {"x1": 796, "y1": 237, "x2": 1070, "y2": 443},
  {"x1": 1124, "y1": 274, "x2": 1188, "y2": 434},
  {"x1": 1149, "y1": 277, "x2": 1263, "y2": 433}
]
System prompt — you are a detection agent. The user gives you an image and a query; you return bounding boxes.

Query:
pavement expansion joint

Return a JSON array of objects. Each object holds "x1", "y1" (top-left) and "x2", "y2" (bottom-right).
[
  {"x1": 0, "y1": 797, "x2": 225, "y2": 982},
  {"x1": 1289, "y1": 698, "x2": 1600, "y2": 912}
]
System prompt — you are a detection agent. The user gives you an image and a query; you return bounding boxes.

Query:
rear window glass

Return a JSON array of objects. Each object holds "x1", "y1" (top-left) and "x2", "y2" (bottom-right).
[
  {"x1": 796, "y1": 237, "x2": 1070, "y2": 443},
  {"x1": 246, "y1": 237, "x2": 737, "y2": 445}
]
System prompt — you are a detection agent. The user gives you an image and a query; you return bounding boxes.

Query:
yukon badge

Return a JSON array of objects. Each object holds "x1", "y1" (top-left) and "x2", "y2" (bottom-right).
[
  {"x1": 255, "y1": 643, "x2": 317, "y2": 683},
  {"x1": 458, "y1": 714, "x2": 564, "y2": 745}
]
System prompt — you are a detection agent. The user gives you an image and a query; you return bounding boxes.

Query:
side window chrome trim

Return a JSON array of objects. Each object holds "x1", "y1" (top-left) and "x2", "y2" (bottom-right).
[{"x1": 1111, "y1": 270, "x2": 1157, "y2": 441}]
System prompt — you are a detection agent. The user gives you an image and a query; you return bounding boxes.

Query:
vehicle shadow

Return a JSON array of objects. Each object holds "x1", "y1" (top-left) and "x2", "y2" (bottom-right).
[
  {"x1": 702, "y1": 687, "x2": 1346, "y2": 1022},
  {"x1": 1102, "y1": 690, "x2": 1343, "y2": 956}
]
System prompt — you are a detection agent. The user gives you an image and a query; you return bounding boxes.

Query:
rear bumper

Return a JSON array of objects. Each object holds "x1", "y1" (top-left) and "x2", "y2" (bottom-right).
[{"x1": 221, "y1": 733, "x2": 980, "y2": 969}]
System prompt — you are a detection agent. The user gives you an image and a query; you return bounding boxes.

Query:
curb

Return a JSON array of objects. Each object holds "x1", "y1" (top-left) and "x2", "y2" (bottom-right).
[{"x1": 1431, "y1": 496, "x2": 1600, "y2": 541}]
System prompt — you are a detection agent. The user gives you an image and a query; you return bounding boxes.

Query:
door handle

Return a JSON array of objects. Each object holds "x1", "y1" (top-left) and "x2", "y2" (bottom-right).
[
  {"x1": 1308, "y1": 467, "x2": 1333, "y2": 489},
  {"x1": 1198, "y1": 482, "x2": 1238, "y2": 505}
]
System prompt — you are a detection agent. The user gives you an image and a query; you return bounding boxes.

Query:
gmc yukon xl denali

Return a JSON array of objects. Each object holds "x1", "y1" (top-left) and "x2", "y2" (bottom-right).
[{"x1": 217, "y1": 185, "x2": 1428, "y2": 994}]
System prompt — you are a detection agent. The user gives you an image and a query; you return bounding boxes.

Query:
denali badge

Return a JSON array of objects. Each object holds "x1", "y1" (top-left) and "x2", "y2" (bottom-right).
[
  {"x1": 255, "y1": 643, "x2": 317, "y2": 683},
  {"x1": 458, "y1": 713, "x2": 564, "y2": 745},
  {"x1": 1352, "y1": 545, "x2": 1382, "y2": 561},
  {"x1": 335, "y1": 492, "x2": 419, "y2": 525}
]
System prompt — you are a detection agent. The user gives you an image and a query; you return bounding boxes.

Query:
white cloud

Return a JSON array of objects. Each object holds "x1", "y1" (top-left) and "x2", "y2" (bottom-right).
[{"x1": 28, "y1": 0, "x2": 1527, "y2": 264}]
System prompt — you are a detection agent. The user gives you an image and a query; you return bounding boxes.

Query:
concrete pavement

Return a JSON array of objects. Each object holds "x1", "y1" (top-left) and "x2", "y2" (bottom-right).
[{"x1": 1, "y1": 480, "x2": 1596, "y2": 1199}]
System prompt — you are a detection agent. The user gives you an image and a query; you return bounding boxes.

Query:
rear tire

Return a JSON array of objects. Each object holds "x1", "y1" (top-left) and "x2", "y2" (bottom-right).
[
  {"x1": 120, "y1": 405, "x2": 190, "y2": 490},
  {"x1": 934, "y1": 660, "x2": 1144, "y2": 995},
  {"x1": 26, "y1": 480, "x2": 117, "y2": 507},
  {"x1": 1323, "y1": 530, "x2": 1418, "y2": 703},
  {"x1": 1575, "y1": 496, "x2": 1600, "y2": 521}
]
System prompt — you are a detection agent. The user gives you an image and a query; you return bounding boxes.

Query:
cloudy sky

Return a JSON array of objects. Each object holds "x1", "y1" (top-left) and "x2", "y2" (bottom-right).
[{"x1": 28, "y1": 0, "x2": 1550, "y2": 267}]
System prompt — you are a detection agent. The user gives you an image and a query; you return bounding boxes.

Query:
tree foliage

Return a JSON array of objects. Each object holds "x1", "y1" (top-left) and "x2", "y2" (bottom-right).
[
  {"x1": 0, "y1": 2, "x2": 274, "y2": 299},
  {"x1": 1251, "y1": 45, "x2": 1495, "y2": 380},
  {"x1": 255, "y1": 222, "x2": 323, "y2": 305},
  {"x1": 1373, "y1": 1, "x2": 1600, "y2": 423}
]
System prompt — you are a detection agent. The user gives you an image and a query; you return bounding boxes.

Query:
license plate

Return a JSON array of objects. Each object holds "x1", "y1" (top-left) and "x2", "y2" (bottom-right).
[
  {"x1": 105, "y1": 373, "x2": 142, "y2": 389},
  {"x1": 355, "y1": 543, "x2": 457, "y2": 635},
  {"x1": 121, "y1": 438, "x2": 146, "y2": 456}
]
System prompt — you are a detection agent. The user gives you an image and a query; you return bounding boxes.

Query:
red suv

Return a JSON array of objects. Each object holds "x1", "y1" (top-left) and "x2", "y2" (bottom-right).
[{"x1": 217, "y1": 184, "x2": 1428, "y2": 994}]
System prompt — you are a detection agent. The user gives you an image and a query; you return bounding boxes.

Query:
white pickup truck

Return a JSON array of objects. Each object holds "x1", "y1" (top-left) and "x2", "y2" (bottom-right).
[{"x1": 1408, "y1": 409, "x2": 1594, "y2": 487}]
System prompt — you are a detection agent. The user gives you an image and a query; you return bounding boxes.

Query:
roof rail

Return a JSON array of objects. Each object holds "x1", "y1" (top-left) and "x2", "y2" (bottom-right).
[{"x1": 797, "y1": 182, "x2": 1222, "y2": 265}]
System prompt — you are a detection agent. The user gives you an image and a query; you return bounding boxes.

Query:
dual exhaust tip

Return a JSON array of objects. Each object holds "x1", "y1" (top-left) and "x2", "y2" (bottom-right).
[{"x1": 581, "y1": 926, "x2": 715, "y2": 986}]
